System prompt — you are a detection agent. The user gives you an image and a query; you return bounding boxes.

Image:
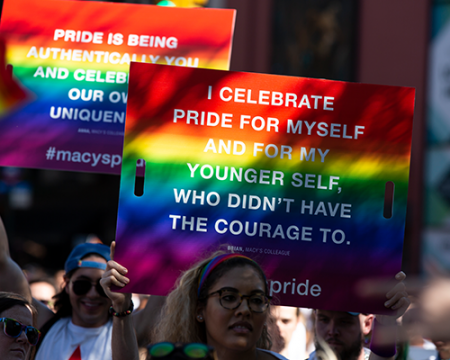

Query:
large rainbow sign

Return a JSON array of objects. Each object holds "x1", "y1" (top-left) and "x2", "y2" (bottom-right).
[
  {"x1": 115, "y1": 63, "x2": 415, "y2": 313},
  {"x1": 0, "y1": 0, "x2": 235, "y2": 174}
]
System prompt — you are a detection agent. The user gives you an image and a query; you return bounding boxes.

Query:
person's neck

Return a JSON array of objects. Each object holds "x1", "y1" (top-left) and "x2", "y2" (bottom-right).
[
  {"x1": 216, "y1": 347, "x2": 258, "y2": 360},
  {"x1": 356, "y1": 347, "x2": 366, "y2": 360},
  {"x1": 71, "y1": 315, "x2": 109, "y2": 328}
]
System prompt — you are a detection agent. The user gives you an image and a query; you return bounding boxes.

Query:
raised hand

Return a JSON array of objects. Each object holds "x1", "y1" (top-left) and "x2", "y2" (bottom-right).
[
  {"x1": 376, "y1": 271, "x2": 410, "y2": 325},
  {"x1": 100, "y1": 241, "x2": 132, "y2": 312}
]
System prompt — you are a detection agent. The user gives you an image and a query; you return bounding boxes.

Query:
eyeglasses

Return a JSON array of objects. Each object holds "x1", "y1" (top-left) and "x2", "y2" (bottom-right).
[
  {"x1": 0, "y1": 318, "x2": 41, "y2": 346},
  {"x1": 148, "y1": 342, "x2": 215, "y2": 359},
  {"x1": 71, "y1": 279, "x2": 107, "y2": 298},
  {"x1": 205, "y1": 287, "x2": 271, "y2": 313}
]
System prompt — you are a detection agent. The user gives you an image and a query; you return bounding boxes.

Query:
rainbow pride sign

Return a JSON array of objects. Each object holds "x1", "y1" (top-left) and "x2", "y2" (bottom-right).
[
  {"x1": 0, "y1": 0, "x2": 235, "y2": 174},
  {"x1": 115, "y1": 63, "x2": 415, "y2": 313}
]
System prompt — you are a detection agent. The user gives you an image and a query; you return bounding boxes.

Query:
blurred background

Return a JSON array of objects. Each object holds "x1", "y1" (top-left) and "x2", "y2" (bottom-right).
[{"x1": 0, "y1": 0, "x2": 446, "y2": 282}]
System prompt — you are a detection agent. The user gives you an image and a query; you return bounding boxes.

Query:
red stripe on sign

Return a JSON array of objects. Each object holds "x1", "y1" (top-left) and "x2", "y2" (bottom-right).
[{"x1": 69, "y1": 345, "x2": 81, "y2": 360}]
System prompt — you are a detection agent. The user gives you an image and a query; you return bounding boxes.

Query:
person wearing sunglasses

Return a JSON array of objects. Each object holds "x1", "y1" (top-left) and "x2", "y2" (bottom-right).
[
  {"x1": 0, "y1": 217, "x2": 165, "y2": 360},
  {"x1": 31, "y1": 242, "x2": 115, "y2": 360},
  {"x1": 0, "y1": 291, "x2": 39, "y2": 360},
  {"x1": 101, "y1": 252, "x2": 289, "y2": 360}
]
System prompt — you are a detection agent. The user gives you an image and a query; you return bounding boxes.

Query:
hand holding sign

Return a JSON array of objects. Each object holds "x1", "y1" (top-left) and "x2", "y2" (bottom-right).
[
  {"x1": 100, "y1": 241, "x2": 132, "y2": 313},
  {"x1": 378, "y1": 271, "x2": 410, "y2": 322}
]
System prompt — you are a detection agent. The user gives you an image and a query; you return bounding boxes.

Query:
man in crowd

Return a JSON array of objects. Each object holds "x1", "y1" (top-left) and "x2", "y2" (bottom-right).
[
  {"x1": 0, "y1": 216, "x2": 163, "y2": 360},
  {"x1": 310, "y1": 311, "x2": 374, "y2": 360},
  {"x1": 309, "y1": 309, "x2": 410, "y2": 360},
  {"x1": 273, "y1": 305, "x2": 307, "y2": 359},
  {"x1": 309, "y1": 272, "x2": 409, "y2": 360}
]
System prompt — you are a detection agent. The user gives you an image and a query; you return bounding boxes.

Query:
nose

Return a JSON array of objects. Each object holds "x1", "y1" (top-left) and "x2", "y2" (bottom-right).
[
  {"x1": 235, "y1": 298, "x2": 251, "y2": 316},
  {"x1": 16, "y1": 329, "x2": 28, "y2": 344},
  {"x1": 86, "y1": 284, "x2": 99, "y2": 297},
  {"x1": 326, "y1": 320, "x2": 339, "y2": 336}
]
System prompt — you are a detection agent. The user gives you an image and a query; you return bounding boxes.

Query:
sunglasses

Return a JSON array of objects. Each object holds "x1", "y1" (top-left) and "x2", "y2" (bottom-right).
[
  {"x1": 71, "y1": 279, "x2": 107, "y2": 297},
  {"x1": 148, "y1": 342, "x2": 215, "y2": 359},
  {"x1": 0, "y1": 318, "x2": 41, "y2": 346}
]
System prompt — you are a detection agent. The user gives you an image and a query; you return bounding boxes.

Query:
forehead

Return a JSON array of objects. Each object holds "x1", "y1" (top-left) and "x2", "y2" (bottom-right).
[
  {"x1": 316, "y1": 310, "x2": 359, "y2": 323},
  {"x1": 0, "y1": 305, "x2": 33, "y2": 326},
  {"x1": 71, "y1": 266, "x2": 105, "y2": 281},
  {"x1": 274, "y1": 306, "x2": 298, "y2": 320},
  {"x1": 211, "y1": 265, "x2": 265, "y2": 292},
  {"x1": 30, "y1": 282, "x2": 56, "y2": 298},
  {"x1": 30, "y1": 282, "x2": 54, "y2": 292},
  {"x1": 82, "y1": 254, "x2": 107, "y2": 263}
]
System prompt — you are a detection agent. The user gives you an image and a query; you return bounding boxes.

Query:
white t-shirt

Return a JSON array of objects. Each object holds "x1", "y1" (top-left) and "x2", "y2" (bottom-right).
[
  {"x1": 308, "y1": 347, "x2": 371, "y2": 360},
  {"x1": 36, "y1": 317, "x2": 113, "y2": 360},
  {"x1": 286, "y1": 322, "x2": 307, "y2": 359}
]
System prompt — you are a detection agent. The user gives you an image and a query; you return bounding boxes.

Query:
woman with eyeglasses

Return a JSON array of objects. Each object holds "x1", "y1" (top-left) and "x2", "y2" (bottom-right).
[
  {"x1": 103, "y1": 247, "x2": 411, "y2": 360},
  {"x1": 0, "y1": 292, "x2": 40, "y2": 360},
  {"x1": 155, "y1": 253, "x2": 281, "y2": 359},
  {"x1": 101, "y1": 250, "x2": 288, "y2": 360}
]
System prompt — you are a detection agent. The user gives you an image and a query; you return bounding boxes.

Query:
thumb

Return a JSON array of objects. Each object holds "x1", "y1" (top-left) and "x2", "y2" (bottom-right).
[
  {"x1": 110, "y1": 241, "x2": 116, "y2": 261},
  {"x1": 395, "y1": 271, "x2": 406, "y2": 281}
]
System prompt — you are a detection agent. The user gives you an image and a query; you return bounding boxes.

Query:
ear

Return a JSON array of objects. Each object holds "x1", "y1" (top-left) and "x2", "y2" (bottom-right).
[
  {"x1": 63, "y1": 275, "x2": 70, "y2": 294},
  {"x1": 361, "y1": 314, "x2": 374, "y2": 336},
  {"x1": 196, "y1": 305, "x2": 205, "y2": 323}
]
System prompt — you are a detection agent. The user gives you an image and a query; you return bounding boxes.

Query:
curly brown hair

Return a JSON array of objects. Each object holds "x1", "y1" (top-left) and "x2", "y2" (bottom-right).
[{"x1": 152, "y1": 251, "x2": 272, "y2": 350}]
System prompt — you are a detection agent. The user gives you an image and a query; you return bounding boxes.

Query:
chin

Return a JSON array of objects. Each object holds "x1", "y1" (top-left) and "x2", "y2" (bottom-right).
[
  {"x1": 82, "y1": 313, "x2": 109, "y2": 326},
  {"x1": 227, "y1": 338, "x2": 257, "y2": 351}
]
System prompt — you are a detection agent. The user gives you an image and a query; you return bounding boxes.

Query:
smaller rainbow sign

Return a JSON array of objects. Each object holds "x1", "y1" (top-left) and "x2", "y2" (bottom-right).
[
  {"x1": 114, "y1": 62, "x2": 415, "y2": 314},
  {"x1": 0, "y1": 0, "x2": 235, "y2": 174}
]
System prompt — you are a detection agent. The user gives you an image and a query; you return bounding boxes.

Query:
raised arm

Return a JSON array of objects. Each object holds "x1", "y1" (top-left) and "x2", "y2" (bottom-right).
[
  {"x1": 102, "y1": 261, "x2": 139, "y2": 360},
  {"x1": 368, "y1": 271, "x2": 410, "y2": 360},
  {"x1": 0, "y1": 217, "x2": 31, "y2": 300},
  {"x1": 101, "y1": 242, "x2": 166, "y2": 360},
  {"x1": 0, "y1": 216, "x2": 54, "y2": 328}
]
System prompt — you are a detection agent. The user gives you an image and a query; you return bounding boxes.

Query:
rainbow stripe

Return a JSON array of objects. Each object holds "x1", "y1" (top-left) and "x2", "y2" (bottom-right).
[{"x1": 197, "y1": 254, "x2": 260, "y2": 296}]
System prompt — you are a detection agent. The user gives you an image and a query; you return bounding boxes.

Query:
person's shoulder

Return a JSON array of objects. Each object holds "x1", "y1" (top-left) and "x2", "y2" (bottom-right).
[
  {"x1": 42, "y1": 316, "x2": 70, "y2": 335},
  {"x1": 258, "y1": 349, "x2": 290, "y2": 360},
  {"x1": 32, "y1": 298, "x2": 57, "y2": 329}
]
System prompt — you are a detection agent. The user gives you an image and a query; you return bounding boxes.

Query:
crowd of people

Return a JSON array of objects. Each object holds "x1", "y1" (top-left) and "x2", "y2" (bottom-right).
[{"x1": 0, "y1": 216, "x2": 449, "y2": 360}]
